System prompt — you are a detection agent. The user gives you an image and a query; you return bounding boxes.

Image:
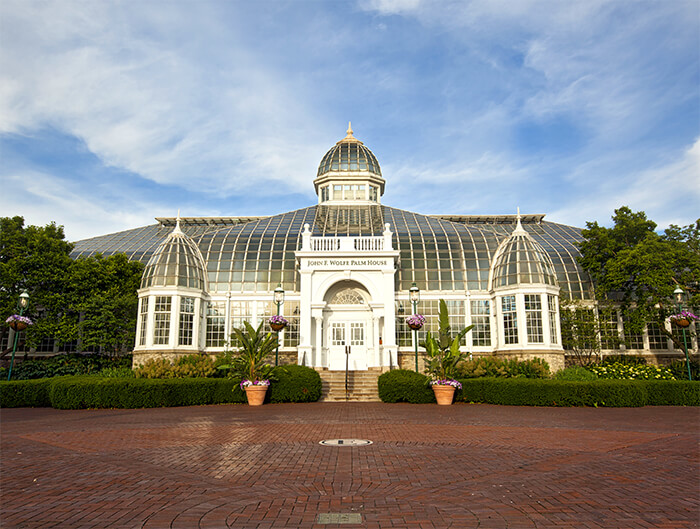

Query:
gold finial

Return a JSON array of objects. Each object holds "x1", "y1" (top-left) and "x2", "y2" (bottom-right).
[{"x1": 343, "y1": 121, "x2": 355, "y2": 140}]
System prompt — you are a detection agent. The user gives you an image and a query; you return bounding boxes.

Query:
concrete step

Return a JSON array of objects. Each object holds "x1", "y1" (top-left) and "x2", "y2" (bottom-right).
[{"x1": 318, "y1": 369, "x2": 383, "y2": 402}]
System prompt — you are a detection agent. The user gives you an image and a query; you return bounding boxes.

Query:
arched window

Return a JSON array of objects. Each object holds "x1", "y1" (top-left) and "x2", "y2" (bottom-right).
[{"x1": 330, "y1": 289, "x2": 364, "y2": 305}]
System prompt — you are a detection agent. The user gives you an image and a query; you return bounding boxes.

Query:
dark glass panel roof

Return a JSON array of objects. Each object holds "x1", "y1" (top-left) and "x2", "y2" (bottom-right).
[
  {"x1": 71, "y1": 206, "x2": 592, "y2": 299},
  {"x1": 140, "y1": 229, "x2": 207, "y2": 290},
  {"x1": 317, "y1": 140, "x2": 381, "y2": 177}
]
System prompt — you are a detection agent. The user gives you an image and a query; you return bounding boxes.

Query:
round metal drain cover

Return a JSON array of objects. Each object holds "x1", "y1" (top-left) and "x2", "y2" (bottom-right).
[{"x1": 319, "y1": 439, "x2": 373, "y2": 447}]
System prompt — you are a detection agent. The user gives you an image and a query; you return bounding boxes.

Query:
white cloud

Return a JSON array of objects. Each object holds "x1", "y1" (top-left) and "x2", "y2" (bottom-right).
[
  {"x1": 547, "y1": 138, "x2": 700, "y2": 229},
  {"x1": 0, "y1": 1, "x2": 327, "y2": 200},
  {"x1": 0, "y1": 169, "x2": 170, "y2": 241}
]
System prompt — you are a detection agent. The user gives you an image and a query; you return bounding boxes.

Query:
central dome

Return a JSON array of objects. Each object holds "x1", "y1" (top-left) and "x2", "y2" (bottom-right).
[{"x1": 317, "y1": 123, "x2": 381, "y2": 177}]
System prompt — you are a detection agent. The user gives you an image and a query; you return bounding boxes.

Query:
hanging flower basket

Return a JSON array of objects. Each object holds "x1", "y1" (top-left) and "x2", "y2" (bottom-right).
[
  {"x1": 268, "y1": 315, "x2": 288, "y2": 332},
  {"x1": 406, "y1": 314, "x2": 426, "y2": 331},
  {"x1": 5, "y1": 315, "x2": 32, "y2": 332},
  {"x1": 670, "y1": 311, "x2": 697, "y2": 328}
]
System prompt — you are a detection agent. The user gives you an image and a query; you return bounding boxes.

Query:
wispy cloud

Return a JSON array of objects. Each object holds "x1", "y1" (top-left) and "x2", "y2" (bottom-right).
[{"x1": 0, "y1": 0, "x2": 697, "y2": 239}]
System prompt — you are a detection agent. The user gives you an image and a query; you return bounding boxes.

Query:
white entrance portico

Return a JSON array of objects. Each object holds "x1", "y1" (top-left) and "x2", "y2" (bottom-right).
[{"x1": 296, "y1": 223, "x2": 399, "y2": 370}]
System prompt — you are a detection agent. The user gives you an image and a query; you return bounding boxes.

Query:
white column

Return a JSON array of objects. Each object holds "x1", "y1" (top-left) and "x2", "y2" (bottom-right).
[
  {"x1": 169, "y1": 294, "x2": 179, "y2": 347},
  {"x1": 146, "y1": 295, "x2": 155, "y2": 348},
  {"x1": 542, "y1": 293, "x2": 551, "y2": 345},
  {"x1": 373, "y1": 315, "x2": 380, "y2": 365},
  {"x1": 224, "y1": 293, "x2": 231, "y2": 340},
  {"x1": 314, "y1": 316, "x2": 323, "y2": 367},
  {"x1": 298, "y1": 270, "x2": 314, "y2": 363},
  {"x1": 517, "y1": 293, "x2": 527, "y2": 346}
]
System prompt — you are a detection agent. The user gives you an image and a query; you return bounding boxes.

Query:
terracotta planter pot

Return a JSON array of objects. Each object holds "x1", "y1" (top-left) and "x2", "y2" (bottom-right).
[
  {"x1": 408, "y1": 323, "x2": 423, "y2": 331},
  {"x1": 674, "y1": 318, "x2": 691, "y2": 328},
  {"x1": 8, "y1": 320, "x2": 28, "y2": 332},
  {"x1": 270, "y1": 322, "x2": 287, "y2": 332},
  {"x1": 432, "y1": 385, "x2": 456, "y2": 405},
  {"x1": 244, "y1": 385, "x2": 268, "y2": 406}
]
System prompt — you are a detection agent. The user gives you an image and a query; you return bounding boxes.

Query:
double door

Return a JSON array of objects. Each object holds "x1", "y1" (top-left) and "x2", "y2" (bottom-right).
[{"x1": 328, "y1": 320, "x2": 368, "y2": 370}]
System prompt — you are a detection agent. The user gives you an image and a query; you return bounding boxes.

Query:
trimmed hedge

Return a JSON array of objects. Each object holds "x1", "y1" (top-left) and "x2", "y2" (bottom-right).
[
  {"x1": 455, "y1": 378, "x2": 700, "y2": 407},
  {"x1": 0, "y1": 369, "x2": 323, "y2": 409},
  {"x1": 378, "y1": 369, "x2": 435, "y2": 403},
  {"x1": 643, "y1": 380, "x2": 700, "y2": 406},
  {"x1": 375, "y1": 374, "x2": 700, "y2": 407},
  {"x1": 269, "y1": 365, "x2": 322, "y2": 403},
  {"x1": 0, "y1": 378, "x2": 53, "y2": 407},
  {"x1": 47, "y1": 377, "x2": 246, "y2": 409}
]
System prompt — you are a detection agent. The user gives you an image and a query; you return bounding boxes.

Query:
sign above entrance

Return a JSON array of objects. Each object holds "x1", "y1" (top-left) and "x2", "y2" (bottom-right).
[{"x1": 305, "y1": 258, "x2": 390, "y2": 269}]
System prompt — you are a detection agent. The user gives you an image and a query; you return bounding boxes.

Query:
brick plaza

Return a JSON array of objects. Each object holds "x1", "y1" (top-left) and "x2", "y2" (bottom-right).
[{"x1": 1, "y1": 403, "x2": 698, "y2": 528}]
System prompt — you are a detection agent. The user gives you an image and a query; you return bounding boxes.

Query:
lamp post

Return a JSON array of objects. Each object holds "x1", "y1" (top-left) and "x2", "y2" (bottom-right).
[
  {"x1": 273, "y1": 284, "x2": 285, "y2": 366},
  {"x1": 7, "y1": 290, "x2": 30, "y2": 381},
  {"x1": 673, "y1": 286, "x2": 692, "y2": 381},
  {"x1": 409, "y1": 283, "x2": 420, "y2": 372}
]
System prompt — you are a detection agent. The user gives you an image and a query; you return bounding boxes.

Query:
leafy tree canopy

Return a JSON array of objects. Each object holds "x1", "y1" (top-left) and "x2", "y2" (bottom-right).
[
  {"x1": 1, "y1": 217, "x2": 143, "y2": 355},
  {"x1": 577, "y1": 207, "x2": 700, "y2": 347}
]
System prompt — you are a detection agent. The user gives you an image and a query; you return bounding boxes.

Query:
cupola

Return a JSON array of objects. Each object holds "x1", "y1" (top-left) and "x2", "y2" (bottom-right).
[
  {"x1": 140, "y1": 216, "x2": 207, "y2": 290},
  {"x1": 490, "y1": 212, "x2": 558, "y2": 289},
  {"x1": 314, "y1": 123, "x2": 386, "y2": 204}
]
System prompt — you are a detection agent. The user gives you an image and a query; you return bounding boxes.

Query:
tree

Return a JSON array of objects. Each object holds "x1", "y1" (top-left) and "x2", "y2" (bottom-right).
[
  {"x1": 577, "y1": 207, "x2": 700, "y2": 350},
  {"x1": 0, "y1": 216, "x2": 73, "y2": 353},
  {"x1": 559, "y1": 298, "x2": 601, "y2": 366},
  {"x1": 0, "y1": 217, "x2": 143, "y2": 356},
  {"x1": 62, "y1": 254, "x2": 144, "y2": 354}
]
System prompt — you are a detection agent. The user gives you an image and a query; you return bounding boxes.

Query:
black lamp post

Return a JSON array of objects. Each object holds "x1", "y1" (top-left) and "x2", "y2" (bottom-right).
[
  {"x1": 273, "y1": 284, "x2": 285, "y2": 366},
  {"x1": 673, "y1": 286, "x2": 692, "y2": 381},
  {"x1": 7, "y1": 290, "x2": 30, "y2": 381},
  {"x1": 409, "y1": 283, "x2": 420, "y2": 372}
]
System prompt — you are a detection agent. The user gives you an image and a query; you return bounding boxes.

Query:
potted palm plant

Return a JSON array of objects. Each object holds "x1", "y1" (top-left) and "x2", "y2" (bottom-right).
[
  {"x1": 218, "y1": 321, "x2": 278, "y2": 406},
  {"x1": 422, "y1": 300, "x2": 473, "y2": 405}
]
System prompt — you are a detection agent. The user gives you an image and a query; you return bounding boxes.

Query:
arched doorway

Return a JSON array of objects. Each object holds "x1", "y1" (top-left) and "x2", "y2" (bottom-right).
[{"x1": 323, "y1": 281, "x2": 373, "y2": 370}]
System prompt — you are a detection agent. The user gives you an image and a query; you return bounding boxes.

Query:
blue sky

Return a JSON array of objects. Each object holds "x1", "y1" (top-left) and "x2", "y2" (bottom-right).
[{"x1": 1, "y1": 0, "x2": 698, "y2": 241}]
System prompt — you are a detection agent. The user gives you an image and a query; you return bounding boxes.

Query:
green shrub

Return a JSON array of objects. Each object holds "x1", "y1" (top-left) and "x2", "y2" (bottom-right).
[
  {"x1": 172, "y1": 355, "x2": 216, "y2": 378},
  {"x1": 602, "y1": 354, "x2": 646, "y2": 366},
  {"x1": 269, "y1": 365, "x2": 321, "y2": 403},
  {"x1": 643, "y1": 380, "x2": 700, "y2": 406},
  {"x1": 553, "y1": 367, "x2": 599, "y2": 381},
  {"x1": 134, "y1": 358, "x2": 173, "y2": 378},
  {"x1": 97, "y1": 367, "x2": 135, "y2": 378},
  {"x1": 668, "y1": 359, "x2": 700, "y2": 381},
  {"x1": 8, "y1": 353, "x2": 132, "y2": 380},
  {"x1": 456, "y1": 356, "x2": 550, "y2": 379},
  {"x1": 0, "y1": 379, "x2": 52, "y2": 407},
  {"x1": 134, "y1": 355, "x2": 216, "y2": 379},
  {"x1": 509, "y1": 358, "x2": 550, "y2": 378},
  {"x1": 48, "y1": 376, "x2": 246, "y2": 409},
  {"x1": 456, "y1": 357, "x2": 508, "y2": 378},
  {"x1": 457, "y1": 378, "x2": 648, "y2": 407},
  {"x1": 378, "y1": 369, "x2": 435, "y2": 403},
  {"x1": 589, "y1": 362, "x2": 675, "y2": 380}
]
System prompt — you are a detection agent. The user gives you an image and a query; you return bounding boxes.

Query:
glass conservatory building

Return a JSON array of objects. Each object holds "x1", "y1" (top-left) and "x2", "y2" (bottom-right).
[{"x1": 72, "y1": 125, "x2": 600, "y2": 372}]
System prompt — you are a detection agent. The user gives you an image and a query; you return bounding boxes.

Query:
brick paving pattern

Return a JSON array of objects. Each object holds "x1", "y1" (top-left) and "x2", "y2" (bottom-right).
[{"x1": 1, "y1": 403, "x2": 698, "y2": 528}]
